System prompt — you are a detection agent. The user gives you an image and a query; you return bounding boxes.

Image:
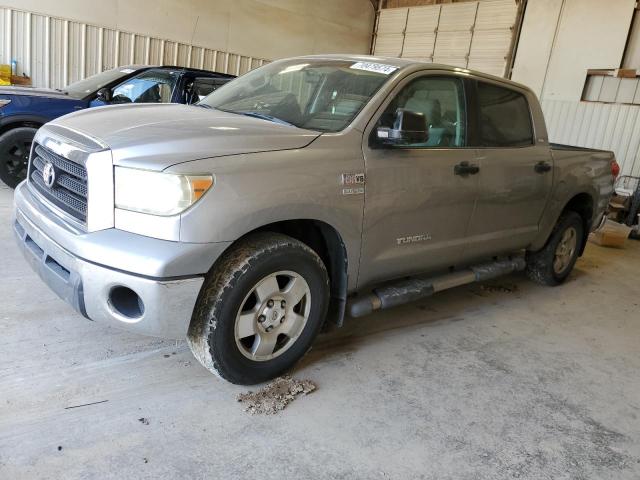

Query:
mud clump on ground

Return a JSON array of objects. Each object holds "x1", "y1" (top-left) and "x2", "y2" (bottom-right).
[
  {"x1": 481, "y1": 283, "x2": 519, "y2": 294},
  {"x1": 237, "y1": 375, "x2": 316, "y2": 414}
]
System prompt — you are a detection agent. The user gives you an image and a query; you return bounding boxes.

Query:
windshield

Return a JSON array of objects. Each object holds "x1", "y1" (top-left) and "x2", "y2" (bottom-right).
[
  {"x1": 63, "y1": 67, "x2": 139, "y2": 98},
  {"x1": 200, "y1": 59, "x2": 398, "y2": 132}
]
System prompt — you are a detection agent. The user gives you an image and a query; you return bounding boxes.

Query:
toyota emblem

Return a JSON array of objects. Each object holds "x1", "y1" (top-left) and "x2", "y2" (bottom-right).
[{"x1": 42, "y1": 161, "x2": 56, "y2": 188}]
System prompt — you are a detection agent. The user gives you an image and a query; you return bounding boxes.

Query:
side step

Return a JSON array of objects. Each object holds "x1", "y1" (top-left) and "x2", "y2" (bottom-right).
[{"x1": 347, "y1": 256, "x2": 526, "y2": 318}]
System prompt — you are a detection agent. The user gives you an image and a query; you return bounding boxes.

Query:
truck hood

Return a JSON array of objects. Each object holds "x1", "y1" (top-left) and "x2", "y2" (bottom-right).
[
  {"x1": 0, "y1": 85, "x2": 75, "y2": 100},
  {"x1": 47, "y1": 103, "x2": 322, "y2": 170}
]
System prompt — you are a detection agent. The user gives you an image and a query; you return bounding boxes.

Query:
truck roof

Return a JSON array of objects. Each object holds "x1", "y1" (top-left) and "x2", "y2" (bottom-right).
[{"x1": 290, "y1": 54, "x2": 531, "y2": 93}]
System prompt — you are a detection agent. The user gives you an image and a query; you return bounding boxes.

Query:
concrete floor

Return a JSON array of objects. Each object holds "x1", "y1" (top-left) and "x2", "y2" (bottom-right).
[{"x1": 1, "y1": 183, "x2": 639, "y2": 480}]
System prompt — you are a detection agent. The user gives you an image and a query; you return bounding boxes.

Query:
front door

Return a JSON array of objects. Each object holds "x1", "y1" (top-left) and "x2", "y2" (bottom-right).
[
  {"x1": 358, "y1": 73, "x2": 479, "y2": 288},
  {"x1": 463, "y1": 80, "x2": 553, "y2": 260}
]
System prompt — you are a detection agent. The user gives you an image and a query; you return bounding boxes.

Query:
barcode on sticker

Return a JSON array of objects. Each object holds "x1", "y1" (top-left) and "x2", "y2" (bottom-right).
[{"x1": 350, "y1": 62, "x2": 398, "y2": 75}]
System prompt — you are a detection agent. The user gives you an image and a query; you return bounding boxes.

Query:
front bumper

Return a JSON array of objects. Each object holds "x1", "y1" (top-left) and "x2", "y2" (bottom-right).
[{"x1": 12, "y1": 182, "x2": 231, "y2": 339}]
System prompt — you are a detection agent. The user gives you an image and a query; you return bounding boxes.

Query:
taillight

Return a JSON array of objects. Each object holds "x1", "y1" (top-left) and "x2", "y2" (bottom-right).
[{"x1": 611, "y1": 160, "x2": 620, "y2": 178}]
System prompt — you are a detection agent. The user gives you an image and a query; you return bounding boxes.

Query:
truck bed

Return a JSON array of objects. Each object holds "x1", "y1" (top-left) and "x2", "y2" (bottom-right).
[{"x1": 550, "y1": 143, "x2": 612, "y2": 154}]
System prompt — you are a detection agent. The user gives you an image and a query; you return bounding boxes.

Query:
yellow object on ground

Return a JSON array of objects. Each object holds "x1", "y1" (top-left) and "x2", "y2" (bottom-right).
[{"x1": 0, "y1": 64, "x2": 11, "y2": 85}]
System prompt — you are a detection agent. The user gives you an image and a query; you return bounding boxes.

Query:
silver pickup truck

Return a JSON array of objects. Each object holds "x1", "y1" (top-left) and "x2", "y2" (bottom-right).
[{"x1": 13, "y1": 55, "x2": 617, "y2": 384}]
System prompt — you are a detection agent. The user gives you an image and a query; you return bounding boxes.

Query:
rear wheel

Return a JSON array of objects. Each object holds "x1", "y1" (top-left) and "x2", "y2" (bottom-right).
[
  {"x1": 0, "y1": 127, "x2": 37, "y2": 188},
  {"x1": 525, "y1": 211, "x2": 584, "y2": 286},
  {"x1": 187, "y1": 232, "x2": 329, "y2": 385}
]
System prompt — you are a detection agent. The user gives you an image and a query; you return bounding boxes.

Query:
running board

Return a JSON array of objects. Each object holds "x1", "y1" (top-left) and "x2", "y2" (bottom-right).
[{"x1": 347, "y1": 256, "x2": 526, "y2": 318}]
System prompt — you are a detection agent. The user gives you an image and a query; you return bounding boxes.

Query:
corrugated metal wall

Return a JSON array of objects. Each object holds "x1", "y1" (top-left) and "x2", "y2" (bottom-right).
[
  {"x1": 0, "y1": 6, "x2": 269, "y2": 89},
  {"x1": 542, "y1": 99, "x2": 640, "y2": 176}
]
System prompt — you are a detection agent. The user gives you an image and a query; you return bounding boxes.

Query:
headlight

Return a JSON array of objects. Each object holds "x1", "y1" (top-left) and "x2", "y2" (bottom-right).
[{"x1": 115, "y1": 167, "x2": 213, "y2": 216}]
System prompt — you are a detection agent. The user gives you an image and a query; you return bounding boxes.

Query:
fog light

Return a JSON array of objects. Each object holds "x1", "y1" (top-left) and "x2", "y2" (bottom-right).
[{"x1": 109, "y1": 286, "x2": 145, "y2": 319}]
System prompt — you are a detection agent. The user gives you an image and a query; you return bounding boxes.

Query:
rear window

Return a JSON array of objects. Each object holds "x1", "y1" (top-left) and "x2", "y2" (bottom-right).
[{"x1": 477, "y1": 82, "x2": 533, "y2": 147}]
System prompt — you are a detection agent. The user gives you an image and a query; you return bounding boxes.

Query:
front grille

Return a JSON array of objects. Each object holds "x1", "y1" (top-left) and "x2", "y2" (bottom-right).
[{"x1": 29, "y1": 143, "x2": 88, "y2": 223}]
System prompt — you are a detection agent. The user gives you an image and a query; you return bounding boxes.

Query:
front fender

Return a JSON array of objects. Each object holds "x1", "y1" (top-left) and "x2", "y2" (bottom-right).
[{"x1": 170, "y1": 137, "x2": 365, "y2": 289}]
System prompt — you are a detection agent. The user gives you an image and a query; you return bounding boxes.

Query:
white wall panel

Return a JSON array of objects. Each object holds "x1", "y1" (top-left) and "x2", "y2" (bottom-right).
[
  {"x1": 2, "y1": 0, "x2": 374, "y2": 61},
  {"x1": 469, "y1": 0, "x2": 517, "y2": 78},
  {"x1": 510, "y1": 0, "x2": 563, "y2": 97},
  {"x1": 85, "y1": 26, "x2": 101, "y2": 78},
  {"x1": 374, "y1": 8, "x2": 408, "y2": 57},
  {"x1": 405, "y1": 5, "x2": 440, "y2": 33},
  {"x1": 437, "y1": 2, "x2": 477, "y2": 32},
  {"x1": 374, "y1": 34, "x2": 405, "y2": 57},
  {"x1": 375, "y1": 1, "x2": 518, "y2": 78},
  {"x1": 623, "y1": 11, "x2": 640, "y2": 68},
  {"x1": 402, "y1": 33, "x2": 437, "y2": 61},
  {"x1": 29, "y1": 13, "x2": 46, "y2": 86},
  {"x1": 0, "y1": 5, "x2": 270, "y2": 89},
  {"x1": 543, "y1": 99, "x2": 640, "y2": 176},
  {"x1": 401, "y1": 5, "x2": 440, "y2": 61},
  {"x1": 541, "y1": 0, "x2": 635, "y2": 102}
]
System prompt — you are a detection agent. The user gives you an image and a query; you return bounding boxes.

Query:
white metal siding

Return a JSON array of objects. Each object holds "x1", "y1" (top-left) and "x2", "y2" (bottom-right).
[
  {"x1": 543, "y1": 99, "x2": 640, "y2": 176},
  {"x1": 374, "y1": 8, "x2": 408, "y2": 57},
  {"x1": 0, "y1": 6, "x2": 269, "y2": 89},
  {"x1": 373, "y1": 0, "x2": 518, "y2": 77},
  {"x1": 402, "y1": 5, "x2": 440, "y2": 61}
]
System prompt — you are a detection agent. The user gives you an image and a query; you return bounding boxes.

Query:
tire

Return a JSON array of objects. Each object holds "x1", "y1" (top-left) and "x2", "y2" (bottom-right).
[
  {"x1": 0, "y1": 127, "x2": 37, "y2": 189},
  {"x1": 187, "y1": 232, "x2": 330, "y2": 385},
  {"x1": 525, "y1": 211, "x2": 584, "y2": 286}
]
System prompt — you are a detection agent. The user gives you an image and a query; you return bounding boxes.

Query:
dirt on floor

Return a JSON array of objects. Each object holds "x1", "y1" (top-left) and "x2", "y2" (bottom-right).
[{"x1": 236, "y1": 376, "x2": 316, "y2": 414}]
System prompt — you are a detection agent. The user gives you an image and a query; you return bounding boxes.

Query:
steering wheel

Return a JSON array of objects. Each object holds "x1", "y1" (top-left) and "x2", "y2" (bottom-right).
[{"x1": 111, "y1": 94, "x2": 132, "y2": 104}]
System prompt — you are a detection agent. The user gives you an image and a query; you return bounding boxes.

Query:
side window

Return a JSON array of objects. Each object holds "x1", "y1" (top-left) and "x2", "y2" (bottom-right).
[
  {"x1": 377, "y1": 76, "x2": 466, "y2": 148},
  {"x1": 185, "y1": 78, "x2": 229, "y2": 104},
  {"x1": 477, "y1": 82, "x2": 533, "y2": 147},
  {"x1": 111, "y1": 70, "x2": 178, "y2": 104}
]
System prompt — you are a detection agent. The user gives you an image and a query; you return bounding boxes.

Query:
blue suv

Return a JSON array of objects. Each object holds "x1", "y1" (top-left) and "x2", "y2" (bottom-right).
[{"x1": 0, "y1": 66, "x2": 234, "y2": 187}]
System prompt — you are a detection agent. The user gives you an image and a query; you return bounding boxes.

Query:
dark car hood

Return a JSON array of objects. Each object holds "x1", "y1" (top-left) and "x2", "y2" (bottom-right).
[
  {"x1": 0, "y1": 86, "x2": 75, "y2": 100},
  {"x1": 46, "y1": 103, "x2": 322, "y2": 170}
]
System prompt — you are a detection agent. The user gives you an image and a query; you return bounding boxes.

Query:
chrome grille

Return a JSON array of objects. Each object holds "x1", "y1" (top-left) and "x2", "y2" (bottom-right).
[{"x1": 29, "y1": 143, "x2": 88, "y2": 223}]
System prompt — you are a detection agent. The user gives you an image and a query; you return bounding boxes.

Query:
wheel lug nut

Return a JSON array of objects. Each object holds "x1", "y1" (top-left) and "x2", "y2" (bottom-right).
[
  {"x1": 280, "y1": 316, "x2": 285, "y2": 323},
  {"x1": 258, "y1": 315, "x2": 266, "y2": 323},
  {"x1": 281, "y1": 300, "x2": 286, "y2": 308},
  {"x1": 267, "y1": 299, "x2": 274, "y2": 308},
  {"x1": 266, "y1": 325, "x2": 273, "y2": 332}
]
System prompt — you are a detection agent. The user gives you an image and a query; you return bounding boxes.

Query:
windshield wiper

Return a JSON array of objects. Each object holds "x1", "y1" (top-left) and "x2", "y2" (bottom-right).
[
  {"x1": 195, "y1": 103, "x2": 212, "y2": 109},
  {"x1": 238, "y1": 111, "x2": 295, "y2": 127}
]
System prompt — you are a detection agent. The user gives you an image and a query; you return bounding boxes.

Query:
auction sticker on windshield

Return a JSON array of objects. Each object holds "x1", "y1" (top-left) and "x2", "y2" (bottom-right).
[{"x1": 350, "y1": 62, "x2": 398, "y2": 75}]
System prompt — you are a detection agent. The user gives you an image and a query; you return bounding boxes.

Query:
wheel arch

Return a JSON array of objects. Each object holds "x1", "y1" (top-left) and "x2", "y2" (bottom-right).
[
  {"x1": 238, "y1": 219, "x2": 349, "y2": 327},
  {"x1": 0, "y1": 115, "x2": 46, "y2": 136},
  {"x1": 560, "y1": 192, "x2": 594, "y2": 255}
]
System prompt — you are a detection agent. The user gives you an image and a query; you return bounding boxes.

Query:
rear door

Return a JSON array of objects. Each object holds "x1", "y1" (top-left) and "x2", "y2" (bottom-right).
[
  {"x1": 358, "y1": 72, "x2": 479, "y2": 288},
  {"x1": 463, "y1": 79, "x2": 553, "y2": 260}
]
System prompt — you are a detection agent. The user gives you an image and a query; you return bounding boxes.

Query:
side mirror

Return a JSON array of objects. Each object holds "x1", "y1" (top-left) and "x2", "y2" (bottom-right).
[
  {"x1": 96, "y1": 87, "x2": 112, "y2": 103},
  {"x1": 376, "y1": 109, "x2": 428, "y2": 146}
]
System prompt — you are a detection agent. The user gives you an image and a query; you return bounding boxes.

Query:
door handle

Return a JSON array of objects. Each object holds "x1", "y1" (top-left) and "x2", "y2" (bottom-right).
[
  {"x1": 454, "y1": 161, "x2": 480, "y2": 176},
  {"x1": 534, "y1": 161, "x2": 552, "y2": 173}
]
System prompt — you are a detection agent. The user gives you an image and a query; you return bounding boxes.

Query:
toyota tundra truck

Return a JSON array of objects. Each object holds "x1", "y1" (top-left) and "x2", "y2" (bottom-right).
[{"x1": 13, "y1": 55, "x2": 617, "y2": 384}]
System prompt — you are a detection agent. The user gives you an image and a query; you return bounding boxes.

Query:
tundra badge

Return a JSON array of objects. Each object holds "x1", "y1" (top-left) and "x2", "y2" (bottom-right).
[{"x1": 397, "y1": 234, "x2": 432, "y2": 245}]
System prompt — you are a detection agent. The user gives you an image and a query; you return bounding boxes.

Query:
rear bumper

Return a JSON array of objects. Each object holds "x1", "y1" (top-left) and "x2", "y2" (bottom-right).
[{"x1": 12, "y1": 182, "x2": 226, "y2": 339}]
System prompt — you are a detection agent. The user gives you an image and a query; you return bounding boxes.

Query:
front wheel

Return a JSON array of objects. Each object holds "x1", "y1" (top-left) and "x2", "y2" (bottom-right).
[
  {"x1": 187, "y1": 232, "x2": 329, "y2": 384},
  {"x1": 0, "y1": 127, "x2": 37, "y2": 188},
  {"x1": 525, "y1": 211, "x2": 584, "y2": 286}
]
